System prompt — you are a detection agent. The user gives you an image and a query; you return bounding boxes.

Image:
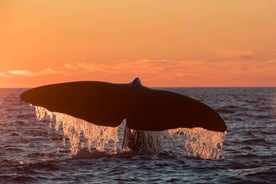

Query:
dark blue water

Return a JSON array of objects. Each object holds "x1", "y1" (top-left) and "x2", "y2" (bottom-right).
[{"x1": 0, "y1": 88, "x2": 275, "y2": 183}]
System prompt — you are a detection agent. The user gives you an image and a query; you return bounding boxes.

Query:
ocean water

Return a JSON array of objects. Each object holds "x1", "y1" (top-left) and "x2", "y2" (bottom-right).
[{"x1": 0, "y1": 88, "x2": 275, "y2": 183}]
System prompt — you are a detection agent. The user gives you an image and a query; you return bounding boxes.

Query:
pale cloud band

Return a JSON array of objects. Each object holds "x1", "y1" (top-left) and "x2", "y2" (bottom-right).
[
  {"x1": 66, "y1": 59, "x2": 276, "y2": 75},
  {"x1": 5, "y1": 58, "x2": 275, "y2": 78},
  {"x1": 70, "y1": 60, "x2": 171, "y2": 74},
  {"x1": 2, "y1": 59, "x2": 276, "y2": 86},
  {"x1": 7, "y1": 68, "x2": 58, "y2": 77},
  {"x1": 206, "y1": 46, "x2": 254, "y2": 60},
  {"x1": 63, "y1": 58, "x2": 276, "y2": 86},
  {"x1": 0, "y1": 72, "x2": 7, "y2": 77}
]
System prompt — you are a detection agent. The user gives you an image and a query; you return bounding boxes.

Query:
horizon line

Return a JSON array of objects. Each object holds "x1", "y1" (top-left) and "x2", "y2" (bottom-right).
[{"x1": 1, "y1": 86, "x2": 276, "y2": 89}]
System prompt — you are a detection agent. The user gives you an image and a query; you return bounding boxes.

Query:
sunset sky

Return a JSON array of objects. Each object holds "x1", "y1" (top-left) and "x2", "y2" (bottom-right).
[{"x1": 1, "y1": 0, "x2": 276, "y2": 87}]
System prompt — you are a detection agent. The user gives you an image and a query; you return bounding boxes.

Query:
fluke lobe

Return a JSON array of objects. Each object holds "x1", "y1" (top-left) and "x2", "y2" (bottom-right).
[{"x1": 20, "y1": 78, "x2": 227, "y2": 132}]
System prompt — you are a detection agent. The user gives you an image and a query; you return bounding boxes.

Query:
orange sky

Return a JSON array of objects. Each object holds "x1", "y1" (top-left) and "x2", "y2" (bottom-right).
[{"x1": 1, "y1": 0, "x2": 276, "y2": 87}]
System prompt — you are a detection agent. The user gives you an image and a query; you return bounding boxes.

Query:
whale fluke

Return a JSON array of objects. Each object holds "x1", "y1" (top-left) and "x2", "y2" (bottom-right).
[{"x1": 20, "y1": 78, "x2": 227, "y2": 132}]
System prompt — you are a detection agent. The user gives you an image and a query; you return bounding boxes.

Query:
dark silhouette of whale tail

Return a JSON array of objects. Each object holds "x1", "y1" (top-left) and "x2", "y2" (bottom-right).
[{"x1": 20, "y1": 78, "x2": 227, "y2": 132}]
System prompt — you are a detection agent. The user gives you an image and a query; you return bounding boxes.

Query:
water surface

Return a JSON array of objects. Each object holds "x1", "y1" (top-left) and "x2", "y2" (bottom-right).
[{"x1": 0, "y1": 88, "x2": 275, "y2": 183}]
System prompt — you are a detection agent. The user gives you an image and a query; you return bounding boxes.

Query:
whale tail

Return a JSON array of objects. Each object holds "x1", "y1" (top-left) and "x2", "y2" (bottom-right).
[{"x1": 20, "y1": 78, "x2": 227, "y2": 132}]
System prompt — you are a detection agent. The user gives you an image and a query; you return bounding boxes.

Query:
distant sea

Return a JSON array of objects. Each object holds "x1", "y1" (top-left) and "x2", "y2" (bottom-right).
[{"x1": 0, "y1": 88, "x2": 275, "y2": 183}]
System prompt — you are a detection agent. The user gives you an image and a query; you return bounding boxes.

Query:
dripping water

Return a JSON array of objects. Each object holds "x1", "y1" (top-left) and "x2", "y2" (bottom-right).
[{"x1": 35, "y1": 106, "x2": 226, "y2": 159}]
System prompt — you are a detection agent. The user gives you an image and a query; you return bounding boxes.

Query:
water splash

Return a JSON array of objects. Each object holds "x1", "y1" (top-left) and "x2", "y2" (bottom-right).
[
  {"x1": 35, "y1": 106, "x2": 123, "y2": 156},
  {"x1": 35, "y1": 106, "x2": 226, "y2": 159},
  {"x1": 168, "y1": 128, "x2": 226, "y2": 159},
  {"x1": 122, "y1": 124, "x2": 166, "y2": 152}
]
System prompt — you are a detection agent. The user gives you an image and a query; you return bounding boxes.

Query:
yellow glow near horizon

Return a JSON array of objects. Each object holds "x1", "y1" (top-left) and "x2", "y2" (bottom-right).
[{"x1": 1, "y1": 0, "x2": 276, "y2": 87}]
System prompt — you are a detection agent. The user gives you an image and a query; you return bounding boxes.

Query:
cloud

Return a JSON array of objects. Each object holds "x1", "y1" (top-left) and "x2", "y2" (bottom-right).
[
  {"x1": 64, "y1": 63, "x2": 74, "y2": 69},
  {"x1": 208, "y1": 46, "x2": 253, "y2": 60},
  {"x1": 3, "y1": 58, "x2": 276, "y2": 87},
  {"x1": 75, "y1": 60, "x2": 184, "y2": 74},
  {"x1": 64, "y1": 58, "x2": 276, "y2": 83},
  {"x1": 0, "y1": 72, "x2": 7, "y2": 77},
  {"x1": 222, "y1": 49, "x2": 253, "y2": 59},
  {"x1": 64, "y1": 59, "x2": 236, "y2": 83},
  {"x1": 8, "y1": 68, "x2": 58, "y2": 77}
]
